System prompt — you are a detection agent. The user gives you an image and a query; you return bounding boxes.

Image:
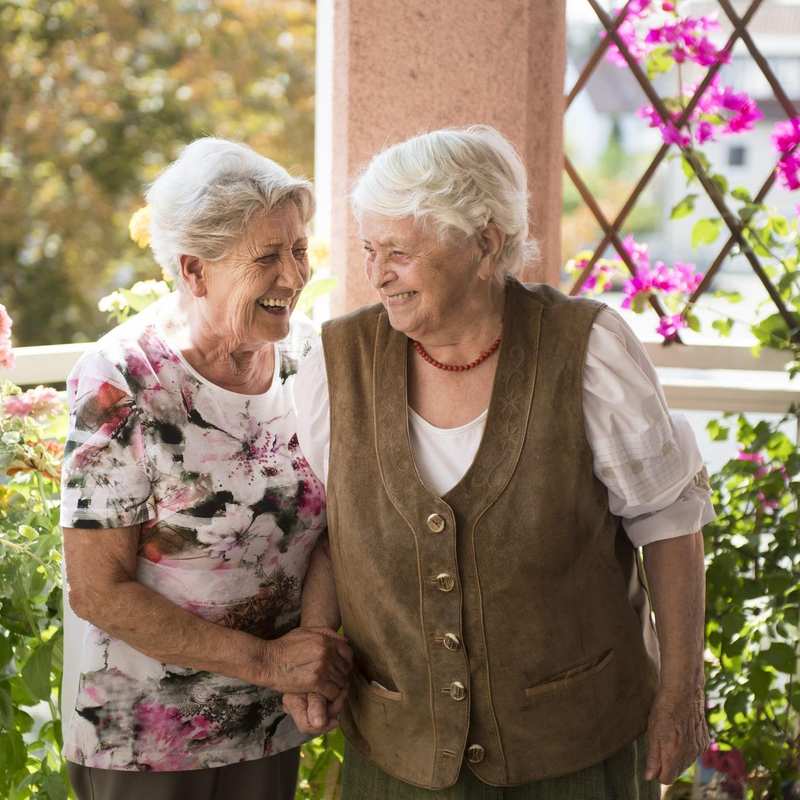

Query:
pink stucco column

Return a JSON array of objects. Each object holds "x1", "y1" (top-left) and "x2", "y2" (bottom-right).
[{"x1": 316, "y1": 0, "x2": 567, "y2": 313}]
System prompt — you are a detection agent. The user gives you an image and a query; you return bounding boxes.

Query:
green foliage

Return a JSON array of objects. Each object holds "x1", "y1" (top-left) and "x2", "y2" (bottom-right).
[
  {"x1": 0, "y1": 0, "x2": 316, "y2": 347},
  {"x1": 691, "y1": 217, "x2": 723, "y2": 248},
  {"x1": 0, "y1": 384, "x2": 70, "y2": 798},
  {"x1": 703, "y1": 413, "x2": 800, "y2": 797},
  {"x1": 670, "y1": 193, "x2": 697, "y2": 220},
  {"x1": 296, "y1": 729, "x2": 345, "y2": 799}
]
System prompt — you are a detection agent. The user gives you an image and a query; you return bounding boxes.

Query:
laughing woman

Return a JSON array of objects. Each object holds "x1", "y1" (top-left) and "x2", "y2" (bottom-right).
[{"x1": 59, "y1": 139, "x2": 351, "y2": 800}]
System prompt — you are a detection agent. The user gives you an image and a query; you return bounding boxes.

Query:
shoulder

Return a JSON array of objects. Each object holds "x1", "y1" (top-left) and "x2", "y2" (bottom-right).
[
  {"x1": 278, "y1": 311, "x2": 319, "y2": 382},
  {"x1": 322, "y1": 301, "x2": 384, "y2": 339},
  {"x1": 515, "y1": 280, "x2": 605, "y2": 319},
  {"x1": 68, "y1": 297, "x2": 183, "y2": 402}
]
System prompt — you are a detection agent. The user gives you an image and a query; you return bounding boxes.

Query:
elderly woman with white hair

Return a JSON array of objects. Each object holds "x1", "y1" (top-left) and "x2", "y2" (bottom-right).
[
  {"x1": 59, "y1": 138, "x2": 352, "y2": 800},
  {"x1": 285, "y1": 125, "x2": 714, "y2": 799}
]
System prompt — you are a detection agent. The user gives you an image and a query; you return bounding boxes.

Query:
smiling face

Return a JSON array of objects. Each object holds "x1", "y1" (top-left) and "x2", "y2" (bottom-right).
[
  {"x1": 191, "y1": 201, "x2": 309, "y2": 348},
  {"x1": 360, "y1": 213, "x2": 493, "y2": 342}
]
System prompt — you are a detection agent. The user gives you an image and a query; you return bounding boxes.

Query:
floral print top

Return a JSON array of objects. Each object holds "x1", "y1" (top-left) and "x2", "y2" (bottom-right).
[{"x1": 59, "y1": 295, "x2": 326, "y2": 771}]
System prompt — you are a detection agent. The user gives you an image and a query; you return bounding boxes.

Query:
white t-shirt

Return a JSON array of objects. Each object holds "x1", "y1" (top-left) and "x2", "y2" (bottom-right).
[{"x1": 293, "y1": 306, "x2": 715, "y2": 547}]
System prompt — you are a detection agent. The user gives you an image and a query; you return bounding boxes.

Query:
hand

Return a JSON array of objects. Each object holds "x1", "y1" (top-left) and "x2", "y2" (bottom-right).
[
  {"x1": 645, "y1": 684, "x2": 710, "y2": 785},
  {"x1": 283, "y1": 686, "x2": 348, "y2": 735},
  {"x1": 261, "y1": 627, "x2": 352, "y2": 701}
]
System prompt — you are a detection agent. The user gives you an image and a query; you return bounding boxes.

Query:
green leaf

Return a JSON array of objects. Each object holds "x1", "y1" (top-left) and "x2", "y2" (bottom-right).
[
  {"x1": 685, "y1": 312, "x2": 701, "y2": 332},
  {"x1": 731, "y1": 186, "x2": 752, "y2": 202},
  {"x1": 711, "y1": 173, "x2": 728, "y2": 194},
  {"x1": 296, "y1": 277, "x2": 337, "y2": 316},
  {"x1": 761, "y1": 642, "x2": 797, "y2": 674},
  {"x1": 0, "y1": 729, "x2": 26, "y2": 773},
  {"x1": 0, "y1": 683, "x2": 12, "y2": 729},
  {"x1": 21, "y1": 640, "x2": 53, "y2": 701},
  {"x1": 41, "y1": 772, "x2": 68, "y2": 800},
  {"x1": 706, "y1": 420, "x2": 729, "y2": 441},
  {"x1": 12, "y1": 708, "x2": 34, "y2": 734},
  {"x1": 711, "y1": 318, "x2": 734, "y2": 337},
  {"x1": 670, "y1": 194, "x2": 697, "y2": 220},
  {"x1": 645, "y1": 46, "x2": 675, "y2": 78},
  {"x1": 0, "y1": 636, "x2": 12, "y2": 670},
  {"x1": 712, "y1": 289, "x2": 742, "y2": 304},
  {"x1": 691, "y1": 218, "x2": 722, "y2": 248}
]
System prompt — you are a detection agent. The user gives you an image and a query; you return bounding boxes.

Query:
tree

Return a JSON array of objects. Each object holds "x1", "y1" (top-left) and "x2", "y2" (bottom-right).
[{"x1": 0, "y1": 0, "x2": 315, "y2": 346}]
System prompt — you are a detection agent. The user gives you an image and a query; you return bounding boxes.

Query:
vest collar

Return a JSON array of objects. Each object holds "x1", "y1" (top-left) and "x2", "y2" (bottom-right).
[{"x1": 373, "y1": 279, "x2": 543, "y2": 518}]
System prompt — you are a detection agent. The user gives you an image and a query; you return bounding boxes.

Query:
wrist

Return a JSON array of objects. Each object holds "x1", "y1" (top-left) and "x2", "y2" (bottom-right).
[{"x1": 248, "y1": 636, "x2": 277, "y2": 687}]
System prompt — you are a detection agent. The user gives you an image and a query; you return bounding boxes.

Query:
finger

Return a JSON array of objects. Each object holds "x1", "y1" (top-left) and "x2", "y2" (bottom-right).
[
  {"x1": 282, "y1": 693, "x2": 311, "y2": 733},
  {"x1": 643, "y1": 730, "x2": 661, "y2": 782},
  {"x1": 308, "y1": 693, "x2": 328, "y2": 730},
  {"x1": 329, "y1": 686, "x2": 349, "y2": 718},
  {"x1": 315, "y1": 679, "x2": 342, "y2": 703}
]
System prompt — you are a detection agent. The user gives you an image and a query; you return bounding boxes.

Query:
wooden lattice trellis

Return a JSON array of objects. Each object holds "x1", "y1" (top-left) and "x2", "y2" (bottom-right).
[{"x1": 564, "y1": 0, "x2": 799, "y2": 345}]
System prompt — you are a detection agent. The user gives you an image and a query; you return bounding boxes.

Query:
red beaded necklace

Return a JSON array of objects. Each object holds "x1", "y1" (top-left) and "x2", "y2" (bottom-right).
[{"x1": 412, "y1": 335, "x2": 502, "y2": 372}]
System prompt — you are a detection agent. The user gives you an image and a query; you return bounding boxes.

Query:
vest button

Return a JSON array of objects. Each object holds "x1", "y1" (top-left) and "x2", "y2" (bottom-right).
[
  {"x1": 449, "y1": 681, "x2": 466, "y2": 701},
  {"x1": 426, "y1": 513, "x2": 446, "y2": 533},
  {"x1": 443, "y1": 633, "x2": 461, "y2": 651},
  {"x1": 467, "y1": 744, "x2": 485, "y2": 764},
  {"x1": 435, "y1": 573, "x2": 455, "y2": 592}
]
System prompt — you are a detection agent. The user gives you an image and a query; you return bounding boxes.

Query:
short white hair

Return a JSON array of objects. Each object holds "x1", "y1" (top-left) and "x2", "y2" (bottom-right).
[
  {"x1": 146, "y1": 137, "x2": 314, "y2": 279},
  {"x1": 351, "y1": 125, "x2": 538, "y2": 278}
]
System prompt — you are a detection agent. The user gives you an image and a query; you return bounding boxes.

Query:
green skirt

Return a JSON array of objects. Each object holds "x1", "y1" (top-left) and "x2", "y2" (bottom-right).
[{"x1": 341, "y1": 736, "x2": 660, "y2": 800}]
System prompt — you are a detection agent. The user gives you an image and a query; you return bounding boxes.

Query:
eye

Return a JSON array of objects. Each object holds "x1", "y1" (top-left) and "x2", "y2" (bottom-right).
[
  {"x1": 292, "y1": 248, "x2": 308, "y2": 258},
  {"x1": 258, "y1": 253, "x2": 280, "y2": 264},
  {"x1": 362, "y1": 245, "x2": 375, "y2": 256},
  {"x1": 391, "y1": 250, "x2": 407, "y2": 259}
]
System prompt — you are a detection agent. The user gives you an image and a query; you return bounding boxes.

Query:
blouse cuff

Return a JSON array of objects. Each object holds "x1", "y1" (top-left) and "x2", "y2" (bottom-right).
[{"x1": 623, "y1": 467, "x2": 716, "y2": 548}]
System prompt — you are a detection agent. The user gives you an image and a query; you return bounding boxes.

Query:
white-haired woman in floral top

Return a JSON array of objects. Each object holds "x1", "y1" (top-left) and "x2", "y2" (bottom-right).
[{"x1": 60, "y1": 138, "x2": 352, "y2": 800}]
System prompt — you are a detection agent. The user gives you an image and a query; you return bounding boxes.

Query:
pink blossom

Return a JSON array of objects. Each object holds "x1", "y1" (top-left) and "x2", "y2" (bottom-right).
[
  {"x1": 0, "y1": 304, "x2": 13, "y2": 370},
  {"x1": 134, "y1": 702, "x2": 217, "y2": 771},
  {"x1": 3, "y1": 386, "x2": 64, "y2": 419},
  {"x1": 771, "y1": 117, "x2": 800, "y2": 155},
  {"x1": 656, "y1": 313, "x2": 687, "y2": 341},
  {"x1": 777, "y1": 153, "x2": 800, "y2": 191},
  {"x1": 702, "y1": 742, "x2": 747, "y2": 786},
  {"x1": 0, "y1": 341, "x2": 13, "y2": 370},
  {"x1": 0, "y1": 304, "x2": 11, "y2": 339}
]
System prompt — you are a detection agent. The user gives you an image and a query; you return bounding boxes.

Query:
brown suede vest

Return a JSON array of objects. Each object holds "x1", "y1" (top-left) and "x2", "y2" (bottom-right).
[{"x1": 322, "y1": 280, "x2": 659, "y2": 789}]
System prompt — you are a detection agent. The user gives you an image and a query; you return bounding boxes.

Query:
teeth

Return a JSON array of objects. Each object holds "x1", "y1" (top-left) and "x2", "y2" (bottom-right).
[
  {"x1": 258, "y1": 298, "x2": 289, "y2": 308},
  {"x1": 392, "y1": 291, "x2": 417, "y2": 300}
]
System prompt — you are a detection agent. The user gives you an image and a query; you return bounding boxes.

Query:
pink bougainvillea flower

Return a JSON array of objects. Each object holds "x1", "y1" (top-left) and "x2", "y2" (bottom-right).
[
  {"x1": 656, "y1": 313, "x2": 687, "y2": 341},
  {"x1": 777, "y1": 152, "x2": 800, "y2": 191},
  {"x1": 3, "y1": 386, "x2": 64, "y2": 419},
  {"x1": 771, "y1": 117, "x2": 800, "y2": 154}
]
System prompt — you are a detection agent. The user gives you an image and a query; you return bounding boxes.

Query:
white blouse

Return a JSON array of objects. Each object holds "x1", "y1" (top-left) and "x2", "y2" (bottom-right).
[{"x1": 293, "y1": 307, "x2": 715, "y2": 548}]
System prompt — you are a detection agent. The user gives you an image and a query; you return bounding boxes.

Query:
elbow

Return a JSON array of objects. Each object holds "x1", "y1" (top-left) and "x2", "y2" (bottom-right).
[{"x1": 68, "y1": 583, "x2": 113, "y2": 629}]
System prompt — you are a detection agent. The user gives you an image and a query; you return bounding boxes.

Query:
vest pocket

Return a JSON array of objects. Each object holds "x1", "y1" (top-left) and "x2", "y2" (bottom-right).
[
  {"x1": 354, "y1": 668, "x2": 403, "y2": 702},
  {"x1": 523, "y1": 649, "x2": 615, "y2": 699}
]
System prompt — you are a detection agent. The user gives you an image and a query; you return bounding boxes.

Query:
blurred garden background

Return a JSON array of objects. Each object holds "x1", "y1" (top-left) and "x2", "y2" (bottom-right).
[{"x1": 1, "y1": 0, "x2": 799, "y2": 798}]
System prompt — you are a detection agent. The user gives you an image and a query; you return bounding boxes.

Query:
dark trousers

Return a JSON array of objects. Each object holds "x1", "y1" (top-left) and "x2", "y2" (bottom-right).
[
  {"x1": 67, "y1": 747, "x2": 300, "y2": 800},
  {"x1": 341, "y1": 737, "x2": 660, "y2": 800}
]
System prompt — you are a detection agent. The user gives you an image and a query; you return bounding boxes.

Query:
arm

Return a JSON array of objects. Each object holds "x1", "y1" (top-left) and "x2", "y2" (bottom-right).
[
  {"x1": 64, "y1": 526, "x2": 351, "y2": 699},
  {"x1": 642, "y1": 531, "x2": 709, "y2": 784},
  {"x1": 283, "y1": 535, "x2": 346, "y2": 733}
]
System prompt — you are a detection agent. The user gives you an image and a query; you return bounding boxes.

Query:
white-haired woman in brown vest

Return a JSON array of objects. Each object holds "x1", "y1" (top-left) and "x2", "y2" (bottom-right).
[{"x1": 286, "y1": 125, "x2": 712, "y2": 799}]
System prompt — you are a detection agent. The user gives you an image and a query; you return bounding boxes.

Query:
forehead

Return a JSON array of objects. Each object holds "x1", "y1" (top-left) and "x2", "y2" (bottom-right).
[
  {"x1": 359, "y1": 213, "x2": 431, "y2": 246},
  {"x1": 244, "y1": 202, "x2": 306, "y2": 244}
]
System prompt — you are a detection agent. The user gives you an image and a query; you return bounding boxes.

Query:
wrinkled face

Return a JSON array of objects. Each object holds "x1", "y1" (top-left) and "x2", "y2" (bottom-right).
[
  {"x1": 202, "y1": 202, "x2": 309, "y2": 346},
  {"x1": 360, "y1": 213, "x2": 483, "y2": 341}
]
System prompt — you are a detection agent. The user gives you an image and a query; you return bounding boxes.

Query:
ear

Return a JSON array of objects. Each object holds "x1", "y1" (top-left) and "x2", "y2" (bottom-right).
[
  {"x1": 179, "y1": 255, "x2": 207, "y2": 298},
  {"x1": 476, "y1": 222, "x2": 506, "y2": 281}
]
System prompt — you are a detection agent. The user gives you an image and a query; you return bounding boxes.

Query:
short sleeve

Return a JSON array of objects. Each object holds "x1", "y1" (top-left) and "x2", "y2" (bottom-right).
[
  {"x1": 291, "y1": 340, "x2": 331, "y2": 485},
  {"x1": 60, "y1": 350, "x2": 155, "y2": 530},
  {"x1": 584, "y1": 308, "x2": 715, "y2": 547}
]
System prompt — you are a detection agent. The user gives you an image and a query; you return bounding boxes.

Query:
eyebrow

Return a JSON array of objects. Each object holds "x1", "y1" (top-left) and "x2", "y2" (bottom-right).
[
  {"x1": 361, "y1": 238, "x2": 408, "y2": 248},
  {"x1": 258, "y1": 237, "x2": 308, "y2": 251}
]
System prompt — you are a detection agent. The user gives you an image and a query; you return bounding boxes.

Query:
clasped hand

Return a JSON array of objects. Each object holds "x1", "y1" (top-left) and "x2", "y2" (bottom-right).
[{"x1": 274, "y1": 626, "x2": 352, "y2": 735}]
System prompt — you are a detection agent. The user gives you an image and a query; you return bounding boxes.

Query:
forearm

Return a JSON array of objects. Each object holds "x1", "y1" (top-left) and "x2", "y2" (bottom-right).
[
  {"x1": 643, "y1": 531, "x2": 706, "y2": 689},
  {"x1": 301, "y1": 536, "x2": 341, "y2": 630},
  {"x1": 71, "y1": 579, "x2": 270, "y2": 686}
]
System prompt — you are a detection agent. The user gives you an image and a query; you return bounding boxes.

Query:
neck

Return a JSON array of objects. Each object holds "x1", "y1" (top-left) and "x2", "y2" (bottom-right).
[
  {"x1": 413, "y1": 281, "x2": 505, "y2": 364},
  {"x1": 179, "y1": 298, "x2": 276, "y2": 394}
]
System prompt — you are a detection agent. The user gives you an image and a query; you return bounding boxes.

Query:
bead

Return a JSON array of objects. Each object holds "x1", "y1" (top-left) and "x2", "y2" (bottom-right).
[{"x1": 412, "y1": 336, "x2": 501, "y2": 372}]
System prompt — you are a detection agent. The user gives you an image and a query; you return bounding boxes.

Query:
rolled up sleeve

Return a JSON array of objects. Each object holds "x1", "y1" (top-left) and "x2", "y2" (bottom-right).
[{"x1": 584, "y1": 308, "x2": 716, "y2": 548}]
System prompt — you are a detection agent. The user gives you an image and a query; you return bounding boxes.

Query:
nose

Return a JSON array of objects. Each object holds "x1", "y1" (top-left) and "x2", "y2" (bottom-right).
[
  {"x1": 367, "y1": 253, "x2": 393, "y2": 290},
  {"x1": 280, "y1": 254, "x2": 306, "y2": 291}
]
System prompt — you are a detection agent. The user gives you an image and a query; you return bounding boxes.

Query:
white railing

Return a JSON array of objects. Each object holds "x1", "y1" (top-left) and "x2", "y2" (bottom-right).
[{"x1": 3, "y1": 340, "x2": 797, "y2": 415}]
